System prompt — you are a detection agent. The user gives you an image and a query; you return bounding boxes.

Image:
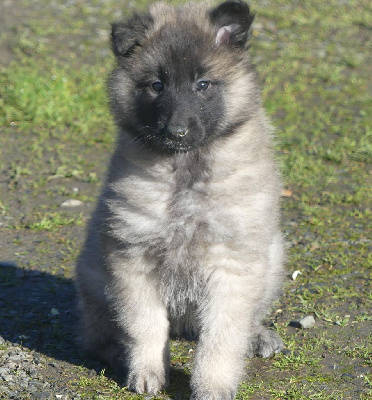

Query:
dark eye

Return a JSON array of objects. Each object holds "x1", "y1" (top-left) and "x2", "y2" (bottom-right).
[
  {"x1": 152, "y1": 81, "x2": 163, "y2": 93},
  {"x1": 196, "y1": 81, "x2": 210, "y2": 91}
]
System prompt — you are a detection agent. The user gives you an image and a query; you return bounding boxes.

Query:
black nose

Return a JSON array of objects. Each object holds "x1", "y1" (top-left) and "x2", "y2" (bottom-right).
[{"x1": 168, "y1": 126, "x2": 188, "y2": 139}]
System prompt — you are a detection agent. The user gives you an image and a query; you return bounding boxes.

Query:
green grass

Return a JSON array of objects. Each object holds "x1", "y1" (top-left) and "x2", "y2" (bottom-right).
[
  {"x1": 26, "y1": 212, "x2": 84, "y2": 231},
  {"x1": 0, "y1": 0, "x2": 371, "y2": 399},
  {"x1": 0, "y1": 58, "x2": 113, "y2": 143}
]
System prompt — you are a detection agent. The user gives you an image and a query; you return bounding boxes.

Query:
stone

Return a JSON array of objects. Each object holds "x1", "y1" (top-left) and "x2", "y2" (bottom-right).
[
  {"x1": 60, "y1": 199, "x2": 83, "y2": 208},
  {"x1": 0, "y1": 367, "x2": 10, "y2": 376},
  {"x1": 299, "y1": 315, "x2": 316, "y2": 329},
  {"x1": 3, "y1": 374, "x2": 14, "y2": 382}
]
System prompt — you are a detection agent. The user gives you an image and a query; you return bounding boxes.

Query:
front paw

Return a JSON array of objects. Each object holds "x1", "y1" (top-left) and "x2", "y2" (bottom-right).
[
  {"x1": 248, "y1": 328, "x2": 283, "y2": 358},
  {"x1": 127, "y1": 368, "x2": 168, "y2": 395}
]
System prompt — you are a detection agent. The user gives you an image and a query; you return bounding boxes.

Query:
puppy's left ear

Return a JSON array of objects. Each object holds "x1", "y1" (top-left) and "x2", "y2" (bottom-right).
[{"x1": 209, "y1": 0, "x2": 254, "y2": 47}]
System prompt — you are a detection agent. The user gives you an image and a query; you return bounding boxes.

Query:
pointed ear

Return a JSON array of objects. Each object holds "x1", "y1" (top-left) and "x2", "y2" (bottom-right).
[
  {"x1": 111, "y1": 13, "x2": 153, "y2": 57},
  {"x1": 209, "y1": 0, "x2": 254, "y2": 47}
]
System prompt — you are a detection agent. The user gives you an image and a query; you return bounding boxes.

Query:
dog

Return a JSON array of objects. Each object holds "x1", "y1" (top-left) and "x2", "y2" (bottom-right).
[{"x1": 75, "y1": 1, "x2": 285, "y2": 398}]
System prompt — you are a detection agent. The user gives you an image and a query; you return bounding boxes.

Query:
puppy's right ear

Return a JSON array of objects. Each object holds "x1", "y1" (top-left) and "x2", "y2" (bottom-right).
[{"x1": 111, "y1": 14, "x2": 153, "y2": 57}]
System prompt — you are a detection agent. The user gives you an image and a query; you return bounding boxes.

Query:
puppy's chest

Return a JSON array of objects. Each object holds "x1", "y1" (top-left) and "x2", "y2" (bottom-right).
[
  {"x1": 153, "y1": 158, "x2": 212, "y2": 313},
  {"x1": 158, "y1": 155, "x2": 212, "y2": 263},
  {"x1": 166, "y1": 187, "x2": 209, "y2": 252}
]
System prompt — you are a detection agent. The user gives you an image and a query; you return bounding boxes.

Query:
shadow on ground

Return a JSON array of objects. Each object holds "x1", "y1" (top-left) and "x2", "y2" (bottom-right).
[
  {"x1": 0, "y1": 263, "x2": 81, "y2": 364},
  {"x1": 0, "y1": 263, "x2": 191, "y2": 397}
]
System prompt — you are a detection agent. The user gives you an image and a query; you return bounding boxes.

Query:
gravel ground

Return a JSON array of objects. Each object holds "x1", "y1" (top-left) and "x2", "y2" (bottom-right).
[{"x1": 0, "y1": 335, "x2": 81, "y2": 400}]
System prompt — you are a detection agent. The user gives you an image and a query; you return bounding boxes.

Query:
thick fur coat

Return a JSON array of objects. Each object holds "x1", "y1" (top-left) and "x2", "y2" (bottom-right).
[{"x1": 75, "y1": 1, "x2": 285, "y2": 399}]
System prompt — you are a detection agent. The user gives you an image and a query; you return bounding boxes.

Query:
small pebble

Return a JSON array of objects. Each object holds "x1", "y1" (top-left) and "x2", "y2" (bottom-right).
[
  {"x1": 0, "y1": 367, "x2": 10, "y2": 374},
  {"x1": 50, "y1": 308, "x2": 60, "y2": 316},
  {"x1": 299, "y1": 315, "x2": 316, "y2": 329},
  {"x1": 48, "y1": 362, "x2": 58, "y2": 368},
  {"x1": 60, "y1": 199, "x2": 83, "y2": 208}
]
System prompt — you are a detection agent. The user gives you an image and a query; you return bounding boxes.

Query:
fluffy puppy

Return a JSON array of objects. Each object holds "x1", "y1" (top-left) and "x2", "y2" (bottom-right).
[{"x1": 75, "y1": 1, "x2": 285, "y2": 399}]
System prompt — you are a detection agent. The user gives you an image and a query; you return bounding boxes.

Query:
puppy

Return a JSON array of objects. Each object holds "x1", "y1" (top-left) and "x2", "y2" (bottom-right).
[{"x1": 75, "y1": 1, "x2": 285, "y2": 398}]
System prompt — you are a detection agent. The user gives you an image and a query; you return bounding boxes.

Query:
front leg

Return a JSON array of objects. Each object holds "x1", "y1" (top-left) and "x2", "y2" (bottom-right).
[
  {"x1": 191, "y1": 268, "x2": 262, "y2": 400},
  {"x1": 109, "y1": 270, "x2": 170, "y2": 395}
]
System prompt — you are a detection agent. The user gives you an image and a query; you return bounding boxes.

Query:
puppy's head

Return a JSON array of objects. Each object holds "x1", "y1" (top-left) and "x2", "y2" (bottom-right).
[{"x1": 109, "y1": 1, "x2": 257, "y2": 153}]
